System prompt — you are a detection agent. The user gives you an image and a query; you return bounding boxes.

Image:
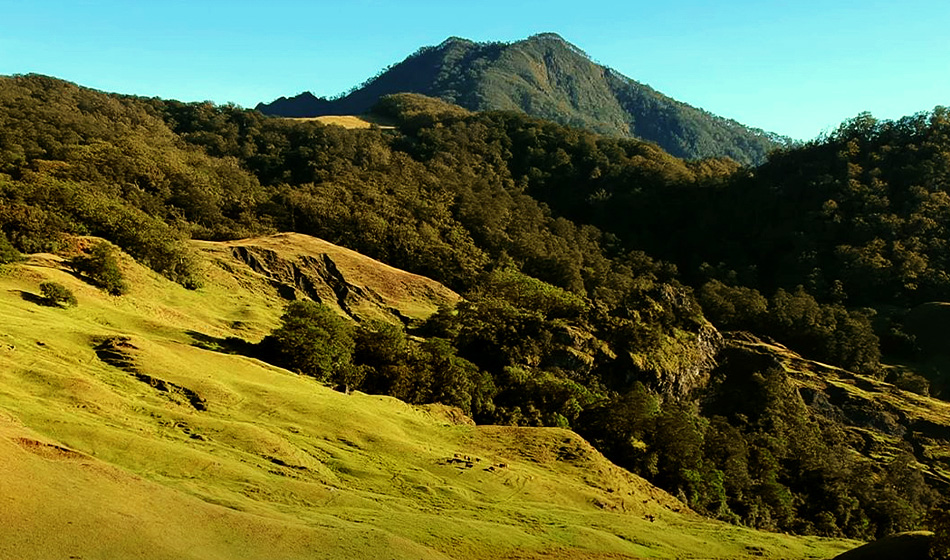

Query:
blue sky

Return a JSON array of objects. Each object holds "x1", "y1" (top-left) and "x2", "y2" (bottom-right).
[{"x1": 1, "y1": 0, "x2": 948, "y2": 140}]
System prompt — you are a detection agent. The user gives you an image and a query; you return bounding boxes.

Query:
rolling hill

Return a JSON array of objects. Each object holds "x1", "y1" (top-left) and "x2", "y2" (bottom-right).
[
  {"x1": 0, "y1": 235, "x2": 855, "y2": 559},
  {"x1": 256, "y1": 33, "x2": 788, "y2": 166}
]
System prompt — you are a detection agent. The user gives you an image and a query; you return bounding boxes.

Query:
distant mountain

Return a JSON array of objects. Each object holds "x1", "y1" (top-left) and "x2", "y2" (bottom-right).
[{"x1": 258, "y1": 33, "x2": 789, "y2": 165}]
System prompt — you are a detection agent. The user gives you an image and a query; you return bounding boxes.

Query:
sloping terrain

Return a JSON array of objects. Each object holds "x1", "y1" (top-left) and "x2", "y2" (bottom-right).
[
  {"x1": 723, "y1": 333, "x2": 950, "y2": 488},
  {"x1": 257, "y1": 33, "x2": 787, "y2": 165},
  {"x1": 0, "y1": 237, "x2": 854, "y2": 559},
  {"x1": 2, "y1": 74, "x2": 948, "y2": 550},
  {"x1": 196, "y1": 232, "x2": 461, "y2": 325},
  {"x1": 830, "y1": 532, "x2": 935, "y2": 560}
]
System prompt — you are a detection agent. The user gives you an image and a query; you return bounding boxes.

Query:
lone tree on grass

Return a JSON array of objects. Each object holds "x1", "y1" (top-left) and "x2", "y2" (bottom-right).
[{"x1": 39, "y1": 281, "x2": 77, "y2": 307}]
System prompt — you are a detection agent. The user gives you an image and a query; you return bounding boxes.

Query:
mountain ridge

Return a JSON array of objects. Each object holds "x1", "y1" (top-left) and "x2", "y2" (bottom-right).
[{"x1": 257, "y1": 33, "x2": 789, "y2": 165}]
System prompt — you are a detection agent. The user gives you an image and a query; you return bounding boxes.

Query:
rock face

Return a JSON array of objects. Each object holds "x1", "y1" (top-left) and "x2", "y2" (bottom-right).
[
  {"x1": 624, "y1": 322, "x2": 724, "y2": 399},
  {"x1": 667, "y1": 322, "x2": 725, "y2": 397},
  {"x1": 197, "y1": 233, "x2": 460, "y2": 325}
]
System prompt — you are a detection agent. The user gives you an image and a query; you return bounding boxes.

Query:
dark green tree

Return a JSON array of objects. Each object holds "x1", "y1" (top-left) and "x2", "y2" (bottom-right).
[
  {"x1": 69, "y1": 242, "x2": 128, "y2": 296},
  {"x1": 698, "y1": 280, "x2": 768, "y2": 331},
  {"x1": 0, "y1": 231, "x2": 22, "y2": 264},
  {"x1": 39, "y1": 281, "x2": 76, "y2": 307},
  {"x1": 261, "y1": 301, "x2": 355, "y2": 382}
]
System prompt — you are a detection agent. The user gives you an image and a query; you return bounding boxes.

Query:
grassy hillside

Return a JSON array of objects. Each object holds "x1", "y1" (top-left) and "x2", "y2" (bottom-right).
[
  {"x1": 2, "y1": 74, "x2": 947, "y2": 545},
  {"x1": 289, "y1": 115, "x2": 396, "y2": 130},
  {"x1": 256, "y1": 33, "x2": 787, "y2": 165},
  {"x1": 196, "y1": 232, "x2": 461, "y2": 324},
  {"x1": 0, "y1": 241, "x2": 854, "y2": 559}
]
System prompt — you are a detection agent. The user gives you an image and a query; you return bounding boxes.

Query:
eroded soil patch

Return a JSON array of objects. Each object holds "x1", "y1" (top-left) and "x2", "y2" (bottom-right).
[
  {"x1": 13, "y1": 437, "x2": 85, "y2": 460},
  {"x1": 93, "y1": 336, "x2": 207, "y2": 411}
]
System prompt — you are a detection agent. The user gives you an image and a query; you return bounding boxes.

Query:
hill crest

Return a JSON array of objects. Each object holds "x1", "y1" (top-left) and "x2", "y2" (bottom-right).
[{"x1": 196, "y1": 232, "x2": 461, "y2": 325}]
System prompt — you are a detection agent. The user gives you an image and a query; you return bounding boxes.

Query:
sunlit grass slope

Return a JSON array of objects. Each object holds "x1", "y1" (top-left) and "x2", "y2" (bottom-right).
[
  {"x1": 288, "y1": 115, "x2": 396, "y2": 129},
  {"x1": 196, "y1": 232, "x2": 461, "y2": 324},
  {"x1": 0, "y1": 239, "x2": 855, "y2": 559}
]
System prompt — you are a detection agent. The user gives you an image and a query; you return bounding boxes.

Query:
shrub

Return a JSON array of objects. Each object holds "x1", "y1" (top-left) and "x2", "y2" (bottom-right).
[
  {"x1": 39, "y1": 281, "x2": 77, "y2": 307},
  {"x1": 69, "y1": 242, "x2": 128, "y2": 295},
  {"x1": 0, "y1": 231, "x2": 22, "y2": 265}
]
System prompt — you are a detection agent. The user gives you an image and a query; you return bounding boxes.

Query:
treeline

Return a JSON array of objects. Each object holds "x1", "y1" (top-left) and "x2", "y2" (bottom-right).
[
  {"x1": 0, "y1": 75, "x2": 258, "y2": 287},
  {"x1": 514, "y1": 108, "x2": 950, "y2": 391},
  {"x1": 0, "y1": 74, "x2": 944, "y2": 538}
]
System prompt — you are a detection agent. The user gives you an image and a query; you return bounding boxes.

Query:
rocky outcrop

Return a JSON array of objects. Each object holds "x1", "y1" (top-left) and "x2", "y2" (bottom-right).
[
  {"x1": 630, "y1": 322, "x2": 725, "y2": 398},
  {"x1": 674, "y1": 322, "x2": 725, "y2": 396},
  {"x1": 229, "y1": 246, "x2": 370, "y2": 315}
]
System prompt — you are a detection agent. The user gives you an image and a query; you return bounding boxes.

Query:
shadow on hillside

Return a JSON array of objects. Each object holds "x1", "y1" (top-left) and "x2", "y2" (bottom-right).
[
  {"x1": 15, "y1": 290, "x2": 54, "y2": 307},
  {"x1": 186, "y1": 330, "x2": 258, "y2": 357}
]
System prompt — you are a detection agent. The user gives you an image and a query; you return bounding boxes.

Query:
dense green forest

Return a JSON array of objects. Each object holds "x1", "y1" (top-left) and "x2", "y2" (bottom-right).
[
  {"x1": 257, "y1": 33, "x2": 787, "y2": 166},
  {"x1": 1, "y1": 74, "x2": 947, "y2": 540}
]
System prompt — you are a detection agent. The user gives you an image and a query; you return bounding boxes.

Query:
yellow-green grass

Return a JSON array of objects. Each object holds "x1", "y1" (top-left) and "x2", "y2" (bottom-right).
[
  {"x1": 286, "y1": 115, "x2": 396, "y2": 130},
  {"x1": 195, "y1": 233, "x2": 461, "y2": 324},
  {"x1": 0, "y1": 242, "x2": 856, "y2": 559}
]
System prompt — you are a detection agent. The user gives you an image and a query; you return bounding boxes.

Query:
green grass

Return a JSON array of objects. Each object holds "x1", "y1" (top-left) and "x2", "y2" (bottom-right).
[{"x1": 0, "y1": 242, "x2": 857, "y2": 559}]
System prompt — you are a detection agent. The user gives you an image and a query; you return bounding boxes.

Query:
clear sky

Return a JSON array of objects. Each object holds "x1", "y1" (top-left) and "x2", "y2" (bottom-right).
[{"x1": 1, "y1": 0, "x2": 948, "y2": 140}]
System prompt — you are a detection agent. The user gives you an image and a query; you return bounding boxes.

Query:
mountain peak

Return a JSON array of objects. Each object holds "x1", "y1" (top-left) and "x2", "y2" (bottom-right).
[
  {"x1": 518, "y1": 32, "x2": 590, "y2": 58},
  {"x1": 257, "y1": 34, "x2": 787, "y2": 164},
  {"x1": 436, "y1": 33, "x2": 573, "y2": 49},
  {"x1": 437, "y1": 36, "x2": 478, "y2": 49}
]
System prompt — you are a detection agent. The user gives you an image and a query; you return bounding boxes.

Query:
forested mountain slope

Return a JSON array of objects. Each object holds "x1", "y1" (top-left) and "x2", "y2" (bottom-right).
[
  {"x1": 257, "y1": 33, "x2": 787, "y2": 165},
  {"x1": 0, "y1": 74, "x2": 947, "y2": 549}
]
